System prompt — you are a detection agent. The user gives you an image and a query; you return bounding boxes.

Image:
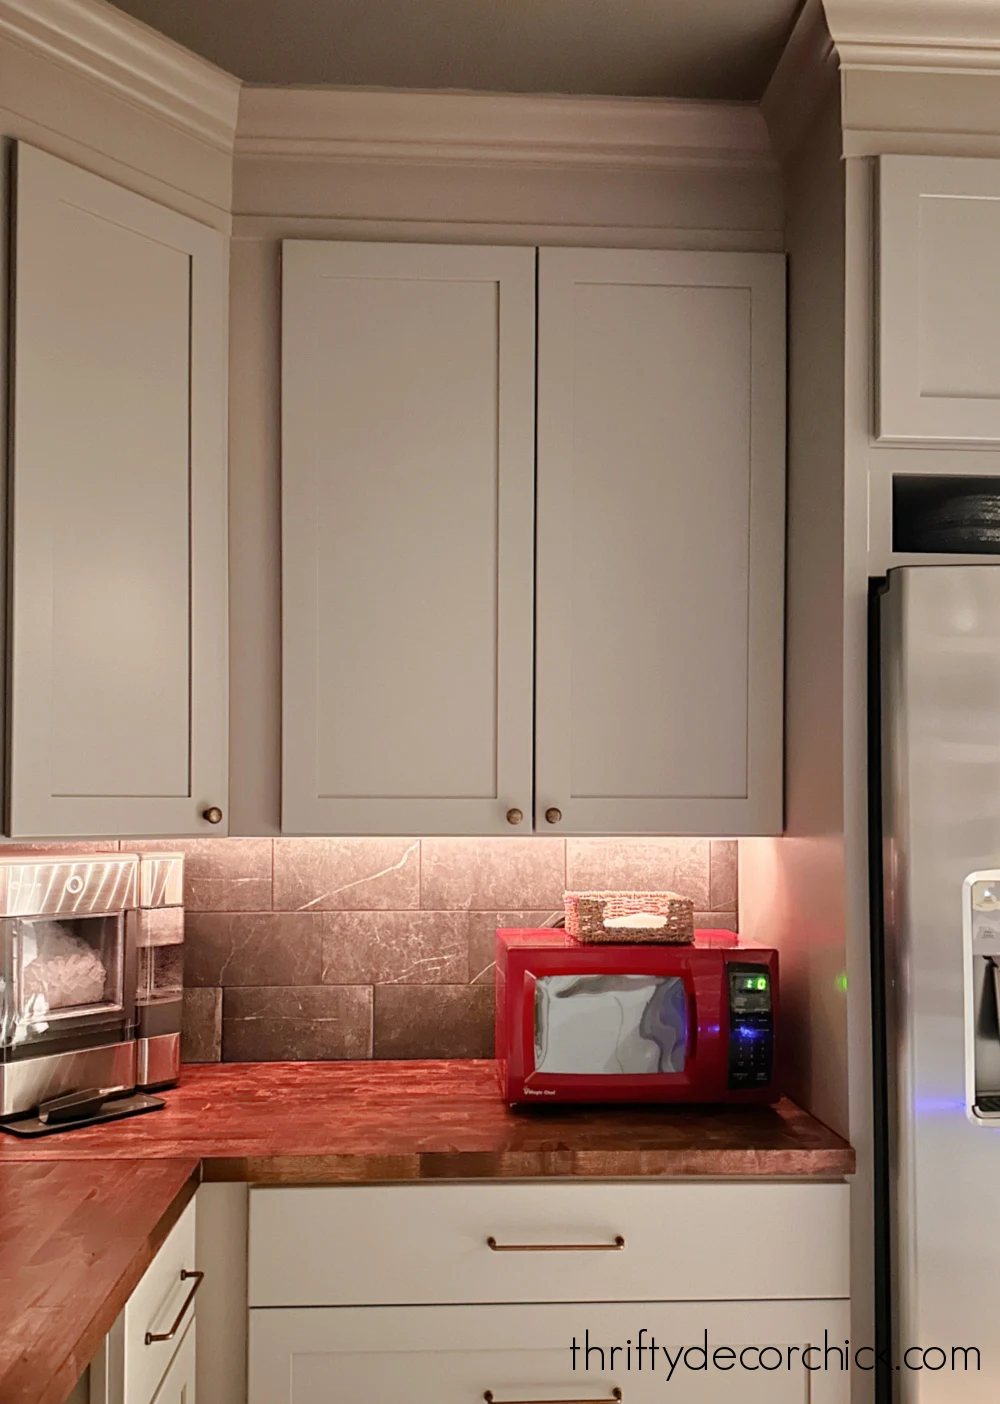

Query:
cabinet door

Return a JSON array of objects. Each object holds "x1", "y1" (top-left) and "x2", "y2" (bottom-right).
[
  {"x1": 281, "y1": 242, "x2": 535, "y2": 835},
  {"x1": 879, "y1": 155, "x2": 1000, "y2": 444},
  {"x1": 10, "y1": 144, "x2": 228, "y2": 838},
  {"x1": 249, "y1": 1301, "x2": 850, "y2": 1404},
  {"x1": 535, "y1": 248, "x2": 785, "y2": 835}
]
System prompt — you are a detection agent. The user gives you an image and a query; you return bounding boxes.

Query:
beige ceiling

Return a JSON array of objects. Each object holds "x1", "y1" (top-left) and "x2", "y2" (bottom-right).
[{"x1": 109, "y1": 0, "x2": 801, "y2": 99}]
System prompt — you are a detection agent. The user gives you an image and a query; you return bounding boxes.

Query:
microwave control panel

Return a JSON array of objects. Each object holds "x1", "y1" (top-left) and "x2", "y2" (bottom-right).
[{"x1": 727, "y1": 964, "x2": 774, "y2": 1089}]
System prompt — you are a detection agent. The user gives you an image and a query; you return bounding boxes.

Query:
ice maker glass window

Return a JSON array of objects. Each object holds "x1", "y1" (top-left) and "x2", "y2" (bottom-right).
[
  {"x1": 533, "y1": 973, "x2": 688, "y2": 1075},
  {"x1": 136, "y1": 907, "x2": 184, "y2": 1005},
  {"x1": 3, "y1": 913, "x2": 124, "y2": 1049}
]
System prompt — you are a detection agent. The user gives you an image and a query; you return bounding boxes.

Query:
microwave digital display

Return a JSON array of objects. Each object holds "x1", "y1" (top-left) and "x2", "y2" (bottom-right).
[
  {"x1": 729, "y1": 968, "x2": 772, "y2": 1013},
  {"x1": 534, "y1": 973, "x2": 687, "y2": 1075}
]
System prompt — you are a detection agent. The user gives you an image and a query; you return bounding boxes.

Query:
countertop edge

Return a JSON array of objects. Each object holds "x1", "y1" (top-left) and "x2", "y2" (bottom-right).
[{"x1": 202, "y1": 1146, "x2": 856, "y2": 1184}]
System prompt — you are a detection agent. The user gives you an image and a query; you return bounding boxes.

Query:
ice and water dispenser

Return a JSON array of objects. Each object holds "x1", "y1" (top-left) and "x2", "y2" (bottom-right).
[{"x1": 964, "y1": 872, "x2": 1000, "y2": 1119}]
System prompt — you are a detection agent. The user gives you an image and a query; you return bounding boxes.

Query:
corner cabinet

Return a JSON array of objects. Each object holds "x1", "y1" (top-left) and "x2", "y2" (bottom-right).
[
  {"x1": 9, "y1": 143, "x2": 229, "y2": 839},
  {"x1": 281, "y1": 241, "x2": 785, "y2": 836}
]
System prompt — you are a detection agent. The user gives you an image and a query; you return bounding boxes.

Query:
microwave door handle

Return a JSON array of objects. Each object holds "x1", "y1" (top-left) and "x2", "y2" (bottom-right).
[{"x1": 687, "y1": 984, "x2": 698, "y2": 1058}]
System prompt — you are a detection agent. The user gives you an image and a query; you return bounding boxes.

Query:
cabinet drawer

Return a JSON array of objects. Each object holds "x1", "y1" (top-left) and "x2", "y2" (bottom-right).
[
  {"x1": 124, "y1": 1197, "x2": 199, "y2": 1404},
  {"x1": 149, "y1": 1319, "x2": 196, "y2": 1404},
  {"x1": 248, "y1": 1181, "x2": 849, "y2": 1307},
  {"x1": 249, "y1": 1300, "x2": 851, "y2": 1404}
]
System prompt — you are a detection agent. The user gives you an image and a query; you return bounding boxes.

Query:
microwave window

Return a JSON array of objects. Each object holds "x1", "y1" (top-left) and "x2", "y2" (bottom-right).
[{"x1": 534, "y1": 974, "x2": 687, "y2": 1075}]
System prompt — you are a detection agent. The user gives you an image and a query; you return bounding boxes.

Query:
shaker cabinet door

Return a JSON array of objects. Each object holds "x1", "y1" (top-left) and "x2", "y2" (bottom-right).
[
  {"x1": 534, "y1": 248, "x2": 786, "y2": 835},
  {"x1": 878, "y1": 154, "x2": 1000, "y2": 444},
  {"x1": 9, "y1": 143, "x2": 228, "y2": 838},
  {"x1": 281, "y1": 241, "x2": 535, "y2": 835},
  {"x1": 249, "y1": 1301, "x2": 851, "y2": 1404}
]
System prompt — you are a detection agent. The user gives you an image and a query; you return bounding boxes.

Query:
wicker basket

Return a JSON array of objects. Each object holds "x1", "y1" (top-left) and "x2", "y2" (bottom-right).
[{"x1": 564, "y1": 890, "x2": 695, "y2": 944}]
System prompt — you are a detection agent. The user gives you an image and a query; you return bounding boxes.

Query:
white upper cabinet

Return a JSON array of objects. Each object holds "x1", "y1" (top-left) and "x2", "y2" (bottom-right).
[
  {"x1": 534, "y1": 248, "x2": 785, "y2": 835},
  {"x1": 9, "y1": 144, "x2": 229, "y2": 838},
  {"x1": 879, "y1": 155, "x2": 1000, "y2": 445},
  {"x1": 281, "y1": 241, "x2": 536, "y2": 835}
]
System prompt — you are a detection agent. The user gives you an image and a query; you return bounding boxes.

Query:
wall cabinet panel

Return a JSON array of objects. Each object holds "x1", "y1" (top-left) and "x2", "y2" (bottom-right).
[
  {"x1": 10, "y1": 143, "x2": 228, "y2": 837},
  {"x1": 879, "y1": 154, "x2": 1000, "y2": 444},
  {"x1": 281, "y1": 241, "x2": 536, "y2": 835},
  {"x1": 534, "y1": 248, "x2": 785, "y2": 835}
]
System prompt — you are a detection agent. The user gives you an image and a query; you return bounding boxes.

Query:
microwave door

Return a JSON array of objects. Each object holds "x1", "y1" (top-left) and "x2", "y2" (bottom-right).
[{"x1": 534, "y1": 974, "x2": 687, "y2": 1076}]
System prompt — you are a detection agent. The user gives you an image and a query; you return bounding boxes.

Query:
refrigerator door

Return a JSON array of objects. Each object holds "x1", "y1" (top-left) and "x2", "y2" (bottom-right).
[{"x1": 881, "y1": 566, "x2": 1000, "y2": 1402}]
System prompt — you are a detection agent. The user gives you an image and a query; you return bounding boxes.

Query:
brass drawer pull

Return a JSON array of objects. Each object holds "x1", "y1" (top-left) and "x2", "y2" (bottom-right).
[
  {"x1": 144, "y1": 1269, "x2": 204, "y2": 1345},
  {"x1": 484, "y1": 1391, "x2": 621, "y2": 1403},
  {"x1": 486, "y1": 1235, "x2": 625, "y2": 1252}
]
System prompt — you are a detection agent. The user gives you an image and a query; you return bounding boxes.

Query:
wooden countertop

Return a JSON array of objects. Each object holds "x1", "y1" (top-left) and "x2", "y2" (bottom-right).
[
  {"x1": 0, "y1": 1061, "x2": 853, "y2": 1404},
  {"x1": 0, "y1": 1158, "x2": 198, "y2": 1404},
  {"x1": 0, "y1": 1060, "x2": 855, "y2": 1181}
]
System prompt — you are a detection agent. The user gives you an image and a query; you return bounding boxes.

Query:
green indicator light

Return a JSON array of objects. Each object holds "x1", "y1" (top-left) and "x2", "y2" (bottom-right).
[
  {"x1": 836, "y1": 972, "x2": 849, "y2": 993},
  {"x1": 756, "y1": 977, "x2": 767, "y2": 990}
]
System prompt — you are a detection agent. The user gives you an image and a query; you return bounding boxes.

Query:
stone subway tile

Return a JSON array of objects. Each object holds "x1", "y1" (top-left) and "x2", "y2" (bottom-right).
[{"x1": 222, "y1": 985, "x2": 373, "y2": 1061}]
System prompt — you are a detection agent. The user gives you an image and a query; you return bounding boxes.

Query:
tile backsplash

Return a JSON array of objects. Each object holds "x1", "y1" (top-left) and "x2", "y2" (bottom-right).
[
  {"x1": 172, "y1": 836, "x2": 738, "y2": 1063},
  {"x1": 9, "y1": 837, "x2": 737, "y2": 1062}
]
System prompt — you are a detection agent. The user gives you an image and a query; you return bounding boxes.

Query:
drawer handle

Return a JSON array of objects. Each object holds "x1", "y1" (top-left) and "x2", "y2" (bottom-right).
[
  {"x1": 486, "y1": 1235, "x2": 625, "y2": 1252},
  {"x1": 144, "y1": 1269, "x2": 204, "y2": 1345},
  {"x1": 484, "y1": 1391, "x2": 621, "y2": 1403}
]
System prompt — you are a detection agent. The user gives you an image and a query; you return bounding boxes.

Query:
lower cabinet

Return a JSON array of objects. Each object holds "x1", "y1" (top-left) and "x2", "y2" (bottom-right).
[
  {"x1": 249, "y1": 1301, "x2": 851, "y2": 1403},
  {"x1": 91, "y1": 1197, "x2": 200, "y2": 1404},
  {"x1": 247, "y1": 1181, "x2": 851, "y2": 1404}
]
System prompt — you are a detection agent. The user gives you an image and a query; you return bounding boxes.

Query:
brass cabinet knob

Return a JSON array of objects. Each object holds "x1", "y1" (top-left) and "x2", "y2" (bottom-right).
[
  {"x1": 202, "y1": 806, "x2": 223, "y2": 824},
  {"x1": 506, "y1": 808, "x2": 524, "y2": 825},
  {"x1": 545, "y1": 807, "x2": 563, "y2": 825}
]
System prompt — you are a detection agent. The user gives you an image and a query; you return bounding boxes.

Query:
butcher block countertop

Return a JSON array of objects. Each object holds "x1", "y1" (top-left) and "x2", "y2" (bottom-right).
[
  {"x1": 0, "y1": 1060, "x2": 854, "y2": 1404},
  {"x1": 0, "y1": 1059, "x2": 855, "y2": 1180}
]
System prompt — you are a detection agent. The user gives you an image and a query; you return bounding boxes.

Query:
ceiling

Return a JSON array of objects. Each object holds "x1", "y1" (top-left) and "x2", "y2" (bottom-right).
[{"x1": 108, "y1": 0, "x2": 802, "y2": 99}]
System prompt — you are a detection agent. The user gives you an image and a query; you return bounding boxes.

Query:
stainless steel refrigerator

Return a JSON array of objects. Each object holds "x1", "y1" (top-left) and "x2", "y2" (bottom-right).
[{"x1": 874, "y1": 565, "x2": 1000, "y2": 1403}]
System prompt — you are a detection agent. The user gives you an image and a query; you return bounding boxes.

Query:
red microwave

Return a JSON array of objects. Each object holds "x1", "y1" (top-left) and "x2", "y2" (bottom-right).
[{"x1": 495, "y1": 927, "x2": 778, "y2": 1105}]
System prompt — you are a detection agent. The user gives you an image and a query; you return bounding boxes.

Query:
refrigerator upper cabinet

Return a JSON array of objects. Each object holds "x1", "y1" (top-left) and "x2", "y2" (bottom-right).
[
  {"x1": 878, "y1": 155, "x2": 1000, "y2": 445},
  {"x1": 534, "y1": 248, "x2": 786, "y2": 836},
  {"x1": 9, "y1": 144, "x2": 229, "y2": 838},
  {"x1": 281, "y1": 241, "x2": 535, "y2": 836}
]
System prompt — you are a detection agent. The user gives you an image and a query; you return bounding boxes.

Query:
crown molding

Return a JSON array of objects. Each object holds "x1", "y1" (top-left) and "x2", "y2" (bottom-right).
[
  {"x1": 235, "y1": 86, "x2": 777, "y2": 173},
  {"x1": 0, "y1": 0, "x2": 241, "y2": 151},
  {"x1": 761, "y1": 0, "x2": 840, "y2": 163},
  {"x1": 823, "y1": 0, "x2": 1000, "y2": 74}
]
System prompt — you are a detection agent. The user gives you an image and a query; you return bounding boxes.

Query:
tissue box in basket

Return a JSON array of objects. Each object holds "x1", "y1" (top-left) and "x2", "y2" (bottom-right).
[{"x1": 564, "y1": 891, "x2": 695, "y2": 944}]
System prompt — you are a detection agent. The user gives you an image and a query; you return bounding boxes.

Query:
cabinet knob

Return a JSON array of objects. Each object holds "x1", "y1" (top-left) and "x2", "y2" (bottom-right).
[
  {"x1": 545, "y1": 807, "x2": 563, "y2": 825},
  {"x1": 202, "y1": 806, "x2": 223, "y2": 825},
  {"x1": 506, "y1": 808, "x2": 524, "y2": 826}
]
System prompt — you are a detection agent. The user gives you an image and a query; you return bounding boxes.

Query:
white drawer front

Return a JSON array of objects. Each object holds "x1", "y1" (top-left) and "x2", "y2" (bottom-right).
[
  {"x1": 248, "y1": 1181, "x2": 850, "y2": 1307},
  {"x1": 249, "y1": 1301, "x2": 852, "y2": 1404},
  {"x1": 124, "y1": 1197, "x2": 199, "y2": 1404},
  {"x1": 150, "y1": 1319, "x2": 196, "y2": 1404}
]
